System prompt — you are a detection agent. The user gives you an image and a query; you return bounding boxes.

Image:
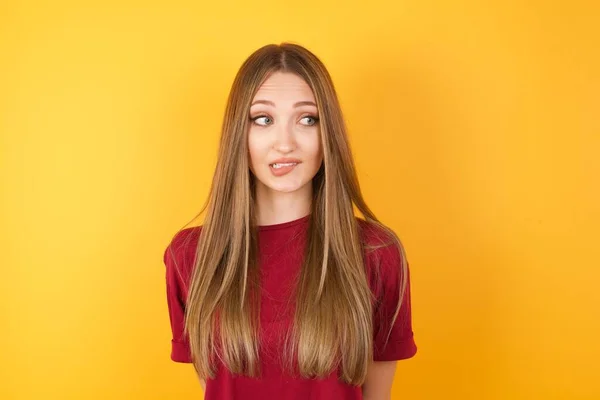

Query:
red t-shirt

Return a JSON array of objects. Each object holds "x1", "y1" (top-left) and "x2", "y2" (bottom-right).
[{"x1": 164, "y1": 214, "x2": 417, "y2": 399}]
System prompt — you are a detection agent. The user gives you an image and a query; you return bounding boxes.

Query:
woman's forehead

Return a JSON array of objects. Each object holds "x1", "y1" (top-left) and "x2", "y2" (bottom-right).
[{"x1": 252, "y1": 72, "x2": 315, "y2": 104}]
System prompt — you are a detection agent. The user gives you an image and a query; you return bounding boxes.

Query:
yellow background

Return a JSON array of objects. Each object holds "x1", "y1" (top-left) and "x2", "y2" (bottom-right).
[{"x1": 1, "y1": 1, "x2": 598, "y2": 399}]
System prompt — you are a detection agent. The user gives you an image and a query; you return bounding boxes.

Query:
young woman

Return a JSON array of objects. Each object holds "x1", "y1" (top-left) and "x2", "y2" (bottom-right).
[{"x1": 164, "y1": 43, "x2": 417, "y2": 399}]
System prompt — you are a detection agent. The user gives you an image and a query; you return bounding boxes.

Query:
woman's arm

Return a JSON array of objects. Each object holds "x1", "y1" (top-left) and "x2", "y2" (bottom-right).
[{"x1": 361, "y1": 360, "x2": 398, "y2": 400}]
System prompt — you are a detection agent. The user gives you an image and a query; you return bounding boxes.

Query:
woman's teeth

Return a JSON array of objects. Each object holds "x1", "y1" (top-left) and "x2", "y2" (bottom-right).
[{"x1": 272, "y1": 163, "x2": 298, "y2": 169}]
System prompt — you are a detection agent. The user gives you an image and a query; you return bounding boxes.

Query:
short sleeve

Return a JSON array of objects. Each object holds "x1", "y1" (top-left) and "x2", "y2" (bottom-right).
[
  {"x1": 163, "y1": 228, "x2": 199, "y2": 363},
  {"x1": 371, "y1": 242, "x2": 417, "y2": 361}
]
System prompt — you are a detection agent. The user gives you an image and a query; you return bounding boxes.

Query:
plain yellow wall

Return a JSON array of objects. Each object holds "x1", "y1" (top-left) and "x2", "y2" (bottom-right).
[{"x1": 1, "y1": 1, "x2": 598, "y2": 399}]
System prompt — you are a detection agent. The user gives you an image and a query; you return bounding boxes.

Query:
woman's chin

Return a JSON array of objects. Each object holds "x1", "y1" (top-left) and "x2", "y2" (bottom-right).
[
  {"x1": 269, "y1": 185, "x2": 301, "y2": 194},
  {"x1": 266, "y1": 180, "x2": 308, "y2": 194}
]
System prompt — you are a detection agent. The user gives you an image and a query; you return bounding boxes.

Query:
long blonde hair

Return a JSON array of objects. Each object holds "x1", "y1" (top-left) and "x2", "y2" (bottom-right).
[{"x1": 171, "y1": 43, "x2": 408, "y2": 386}]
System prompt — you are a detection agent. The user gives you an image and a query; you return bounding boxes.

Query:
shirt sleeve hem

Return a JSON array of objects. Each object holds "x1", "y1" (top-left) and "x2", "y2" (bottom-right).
[
  {"x1": 373, "y1": 336, "x2": 417, "y2": 361},
  {"x1": 171, "y1": 339, "x2": 193, "y2": 363}
]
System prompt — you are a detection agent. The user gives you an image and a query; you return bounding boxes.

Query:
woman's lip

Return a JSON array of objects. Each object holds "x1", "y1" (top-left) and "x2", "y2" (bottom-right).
[{"x1": 269, "y1": 163, "x2": 299, "y2": 177}]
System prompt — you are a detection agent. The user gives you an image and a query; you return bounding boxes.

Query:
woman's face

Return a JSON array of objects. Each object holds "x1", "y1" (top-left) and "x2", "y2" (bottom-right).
[{"x1": 248, "y1": 71, "x2": 323, "y2": 195}]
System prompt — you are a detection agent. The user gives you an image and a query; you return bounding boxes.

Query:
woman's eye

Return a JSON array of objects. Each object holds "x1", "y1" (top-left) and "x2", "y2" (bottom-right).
[
  {"x1": 252, "y1": 116, "x2": 272, "y2": 126},
  {"x1": 300, "y1": 116, "x2": 319, "y2": 126}
]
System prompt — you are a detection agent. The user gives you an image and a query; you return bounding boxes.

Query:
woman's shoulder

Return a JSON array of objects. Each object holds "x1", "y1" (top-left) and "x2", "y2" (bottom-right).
[
  {"x1": 355, "y1": 217, "x2": 405, "y2": 277},
  {"x1": 169, "y1": 225, "x2": 202, "y2": 247},
  {"x1": 163, "y1": 225, "x2": 203, "y2": 276},
  {"x1": 355, "y1": 217, "x2": 399, "y2": 249}
]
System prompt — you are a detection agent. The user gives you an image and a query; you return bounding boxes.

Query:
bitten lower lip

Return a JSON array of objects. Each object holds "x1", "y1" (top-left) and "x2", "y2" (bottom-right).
[{"x1": 269, "y1": 162, "x2": 300, "y2": 177}]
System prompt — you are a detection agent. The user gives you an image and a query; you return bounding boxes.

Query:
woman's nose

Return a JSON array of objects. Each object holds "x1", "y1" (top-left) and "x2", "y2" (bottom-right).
[{"x1": 273, "y1": 120, "x2": 296, "y2": 152}]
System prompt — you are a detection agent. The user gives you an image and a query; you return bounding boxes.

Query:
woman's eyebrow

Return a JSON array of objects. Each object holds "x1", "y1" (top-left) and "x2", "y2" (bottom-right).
[
  {"x1": 250, "y1": 100, "x2": 317, "y2": 108},
  {"x1": 293, "y1": 101, "x2": 317, "y2": 108}
]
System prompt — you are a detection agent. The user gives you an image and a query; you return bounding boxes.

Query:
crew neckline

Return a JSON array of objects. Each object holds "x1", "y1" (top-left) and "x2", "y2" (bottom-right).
[{"x1": 258, "y1": 214, "x2": 311, "y2": 231}]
